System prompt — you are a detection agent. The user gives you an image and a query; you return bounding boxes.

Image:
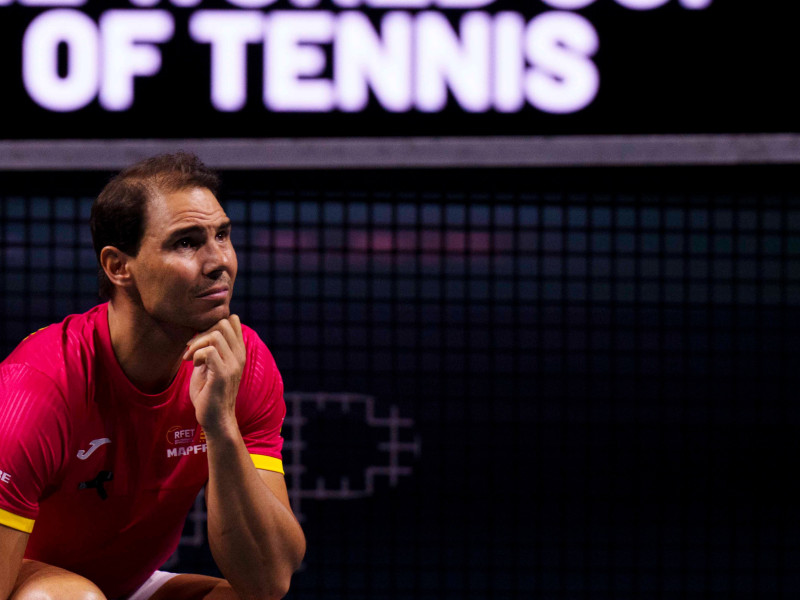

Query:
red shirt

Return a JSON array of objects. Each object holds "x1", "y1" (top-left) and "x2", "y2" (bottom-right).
[{"x1": 0, "y1": 304, "x2": 285, "y2": 598}]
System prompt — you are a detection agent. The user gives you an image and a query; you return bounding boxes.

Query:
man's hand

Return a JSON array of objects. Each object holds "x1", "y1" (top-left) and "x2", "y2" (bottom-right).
[
  {"x1": 184, "y1": 315, "x2": 305, "y2": 599},
  {"x1": 183, "y1": 315, "x2": 246, "y2": 436}
]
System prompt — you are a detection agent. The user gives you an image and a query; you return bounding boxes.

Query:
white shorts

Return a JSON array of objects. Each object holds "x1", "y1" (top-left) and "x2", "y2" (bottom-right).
[{"x1": 124, "y1": 571, "x2": 180, "y2": 600}]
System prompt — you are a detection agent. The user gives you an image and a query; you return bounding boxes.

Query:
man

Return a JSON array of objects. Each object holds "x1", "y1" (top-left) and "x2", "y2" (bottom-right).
[{"x1": 0, "y1": 153, "x2": 305, "y2": 600}]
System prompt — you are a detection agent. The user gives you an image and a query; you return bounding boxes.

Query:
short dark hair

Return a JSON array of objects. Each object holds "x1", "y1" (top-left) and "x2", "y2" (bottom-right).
[{"x1": 90, "y1": 152, "x2": 221, "y2": 300}]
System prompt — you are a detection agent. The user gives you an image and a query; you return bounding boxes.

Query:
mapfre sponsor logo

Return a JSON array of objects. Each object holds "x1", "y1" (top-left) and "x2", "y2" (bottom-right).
[
  {"x1": 167, "y1": 444, "x2": 208, "y2": 458},
  {"x1": 166, "y1": 426, "x2": 207, "y2": 458},
  {"x1": 0, "y1": 468, "x2": 11, "y2": 484}
]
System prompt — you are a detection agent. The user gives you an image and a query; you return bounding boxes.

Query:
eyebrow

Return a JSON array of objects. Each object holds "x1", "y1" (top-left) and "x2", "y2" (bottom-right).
[{"x1": 166, "y1": 220, "x2": 232, "y2": 241}]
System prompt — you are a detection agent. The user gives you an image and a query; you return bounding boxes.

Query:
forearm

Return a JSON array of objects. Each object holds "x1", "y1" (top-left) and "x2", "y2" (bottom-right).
[
  {"x1": 0, "y1": 525, "x2": 27, "y2": 600},
  {"x1": 205, "y1": 425, "x2": 305, "y2": 600}
]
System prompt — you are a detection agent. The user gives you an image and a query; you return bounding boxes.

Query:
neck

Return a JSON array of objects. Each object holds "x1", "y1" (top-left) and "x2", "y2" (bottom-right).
[{"x1": 107, "y1": 297, "x2": 194, "y2": 394}]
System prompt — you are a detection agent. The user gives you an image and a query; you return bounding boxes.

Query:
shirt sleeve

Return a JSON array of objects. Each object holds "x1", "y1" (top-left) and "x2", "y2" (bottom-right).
[
  {"x1": 235, "y1": 329, "x2": 286, "y2": 475},
  {"x1": 0, "y1": 363, "x2": 69, "y2": 532}
]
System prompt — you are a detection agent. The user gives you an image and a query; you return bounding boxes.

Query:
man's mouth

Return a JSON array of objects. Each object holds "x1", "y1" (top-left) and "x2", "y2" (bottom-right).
[{"x1": 196, "y1": 286, "x2": 229, "y2": 300}]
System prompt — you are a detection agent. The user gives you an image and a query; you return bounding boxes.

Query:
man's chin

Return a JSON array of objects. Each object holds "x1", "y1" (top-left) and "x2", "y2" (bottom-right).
[{"x1": 191, "y1": 305, "x2": 231, "y2": 332}]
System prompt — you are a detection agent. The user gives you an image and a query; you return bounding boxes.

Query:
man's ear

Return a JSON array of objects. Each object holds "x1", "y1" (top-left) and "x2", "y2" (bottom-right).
[{"x1": 100, "y1": 246, "x2": 133, "y2": 291}]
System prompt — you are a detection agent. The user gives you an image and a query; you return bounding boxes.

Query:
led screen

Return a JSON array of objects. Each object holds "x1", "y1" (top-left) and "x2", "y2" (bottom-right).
[{"x1": 0, "y1": 1, "x2": 792, "y2": 138}]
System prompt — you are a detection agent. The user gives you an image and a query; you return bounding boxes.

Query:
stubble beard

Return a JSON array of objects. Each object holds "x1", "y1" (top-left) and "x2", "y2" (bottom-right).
[{"x1": 191, "y1": 300, "x2": 232, "y2": 333}]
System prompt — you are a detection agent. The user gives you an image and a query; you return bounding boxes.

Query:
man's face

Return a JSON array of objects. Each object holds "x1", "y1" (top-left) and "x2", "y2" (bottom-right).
[{"x1": 127, "y1": 186, "x2": 238, "y2": 333}]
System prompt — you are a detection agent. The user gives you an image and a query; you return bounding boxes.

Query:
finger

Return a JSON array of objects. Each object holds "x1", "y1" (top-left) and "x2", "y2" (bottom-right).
[
  {"x1": 194, "y1": 330, "x2": 234, "y2": 362},
  {"x1": 212, "y1": 318, "x2": 240, "y2": 355},
  {"x1": 184, "y1": 330, "x2": 234, "y2": 363},
  {"x1": 228, "y1": 314, "x2": 246, "y2": 360},
  {"x1": 184, "y1": 332, "x2": 213, "y2": 361},
  {"x1": 210, "y1": 320, "x2": 243, "y2": 366},
  {"x1": 192, "y1": 317, "x2": 244, "y2": 364},
  {"x1": 192, "y1": 345, "x2": 224, "y2": 371},
  {"x1": 229, "y1": 314, "x2": 244, "y2": 344}
]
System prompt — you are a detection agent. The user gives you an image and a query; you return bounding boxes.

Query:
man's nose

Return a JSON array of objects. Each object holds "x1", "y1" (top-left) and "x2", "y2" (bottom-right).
[{"x1": 204, "y1": 240, "x2": 234, "y2": 277}]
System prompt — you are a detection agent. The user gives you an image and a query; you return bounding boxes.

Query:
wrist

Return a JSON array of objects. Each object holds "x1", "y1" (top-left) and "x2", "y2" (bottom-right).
[{"x1": 200, "y1": 413, "x2": 241, "y2": 443}]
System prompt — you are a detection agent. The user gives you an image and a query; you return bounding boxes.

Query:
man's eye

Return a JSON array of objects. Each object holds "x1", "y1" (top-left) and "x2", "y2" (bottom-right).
[
  {"x1": 176, "y1": 238, "x2": 194, "y2": 249},
  {"x1": 216, "y1": 231, "x2": 229, "y2": 241}
]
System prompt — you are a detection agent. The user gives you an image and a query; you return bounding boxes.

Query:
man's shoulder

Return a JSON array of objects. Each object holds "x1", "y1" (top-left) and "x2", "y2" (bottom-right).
[
  {"x1": 242, "y1": 323, "x2": 279, "y2": 366},
  {"x1": 239, "y1": 323, "x2": 282, "y2": 397},
  {"x1": 1, "y1": 304, "x2": 106, "y2": 391}
]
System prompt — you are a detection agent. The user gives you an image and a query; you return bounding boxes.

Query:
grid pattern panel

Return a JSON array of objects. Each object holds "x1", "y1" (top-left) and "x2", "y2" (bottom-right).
[
  {"x1": 2, "y1": 194, "x2": 98, "y2": 343},
  {"x1": 1, "y1": 173, "x2": 799, "y2": 599}
]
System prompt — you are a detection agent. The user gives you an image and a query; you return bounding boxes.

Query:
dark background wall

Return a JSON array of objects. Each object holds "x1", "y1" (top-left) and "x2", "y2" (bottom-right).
[{"x1": 2, "y1": 165, "x2": 799, "y2": 598}]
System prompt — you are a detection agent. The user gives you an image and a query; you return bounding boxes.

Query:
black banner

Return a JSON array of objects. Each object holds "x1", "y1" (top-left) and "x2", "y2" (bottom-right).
[{"x1": 0, "y1": 0, "x2": 793, "y2": 139}]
